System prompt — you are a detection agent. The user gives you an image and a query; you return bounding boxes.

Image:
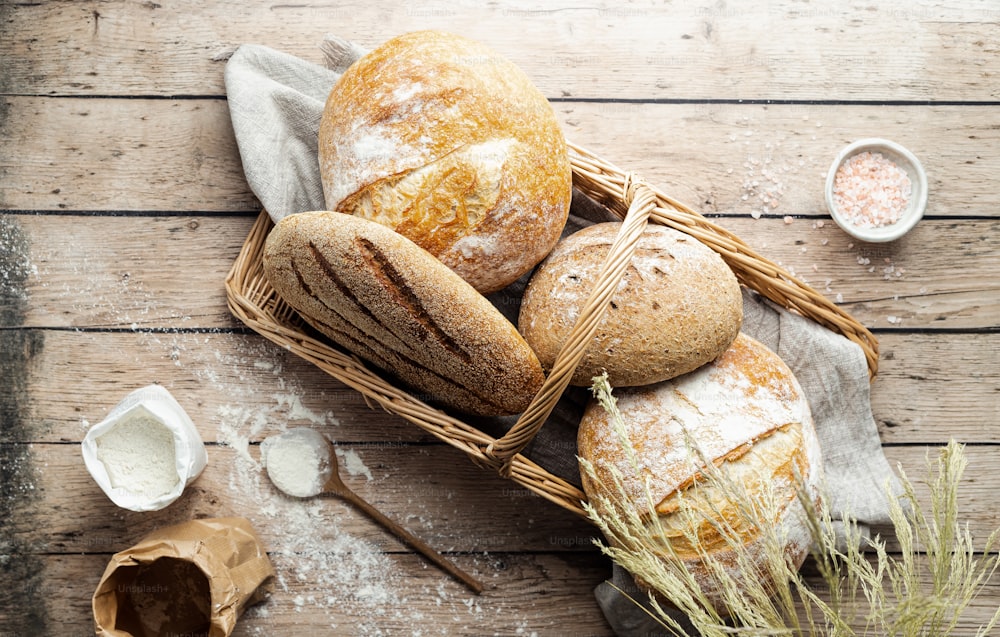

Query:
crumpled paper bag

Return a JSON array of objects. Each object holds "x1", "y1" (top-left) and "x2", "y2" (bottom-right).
[
  {"x1": 223, "y1": 36, "x2": 902, "y2": 636},
  {"x1": 92, "y1": 517, "x2": 274, "y2": 637}
]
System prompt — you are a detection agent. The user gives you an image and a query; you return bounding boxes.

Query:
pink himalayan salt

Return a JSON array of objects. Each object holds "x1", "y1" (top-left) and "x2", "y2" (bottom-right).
[{"x1": 833, "y1": 151, "x2": 912, "y2": 228}]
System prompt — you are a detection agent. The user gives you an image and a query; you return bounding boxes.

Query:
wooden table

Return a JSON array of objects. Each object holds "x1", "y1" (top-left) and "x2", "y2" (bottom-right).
[{"x1": 2, "y1": 1, "x2": 998, "y2": 635}]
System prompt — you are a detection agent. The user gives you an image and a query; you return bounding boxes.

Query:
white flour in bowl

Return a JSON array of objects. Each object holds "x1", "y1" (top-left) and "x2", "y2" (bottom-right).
[{"x1": 96, "y1": 412, "x2": 179, "y2": 499}]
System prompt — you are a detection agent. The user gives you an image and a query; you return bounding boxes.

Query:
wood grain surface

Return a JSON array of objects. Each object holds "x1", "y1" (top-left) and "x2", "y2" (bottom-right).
[{"x1": 2, "y1": 1, "x2": 999, "y2": 635}]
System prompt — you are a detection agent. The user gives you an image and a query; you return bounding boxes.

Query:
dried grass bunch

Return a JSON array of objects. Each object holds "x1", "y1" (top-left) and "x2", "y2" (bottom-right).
[{"x1": 581, "y1": 376, "x2": 1000, "y2": 636}]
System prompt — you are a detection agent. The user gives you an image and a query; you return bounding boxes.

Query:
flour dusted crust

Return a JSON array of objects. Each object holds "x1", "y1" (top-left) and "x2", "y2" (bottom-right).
[
  {"x1": 263, "y1": 211, "x2": 546, "y2": 416},
  {"x1": 318, "y1": 30, "x2": 572, "y2": 294},
  {"x1": 518, "y1": 222, "x2": 743, "y2": 387},
  {"x1": 577, "y1": 333, "x2": 823, "y2": 612}
]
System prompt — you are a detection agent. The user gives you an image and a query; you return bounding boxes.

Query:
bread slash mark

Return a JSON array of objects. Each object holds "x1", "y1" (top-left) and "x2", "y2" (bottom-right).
[
  {"x1": 295, "y1": 243, "x2": 503, "y2": 411},
  {"x1": 355, "y1": 237, "x2": 472, "y2": 364},
  {"x1": 306, "y1": 243, "x2": 380, "y2": 323},
  {"x1": 291, "y1": 276, "x2": 506, "y2": 413},
  {"x1": 321, "y1": 313, "x2": 506, "y2": 413},
  {"x1": 305, "y1": 242, "x2": 416, "y2": 355},
  {"x1": 292, "y1": 256, "x2": 375, "y2": 342}
]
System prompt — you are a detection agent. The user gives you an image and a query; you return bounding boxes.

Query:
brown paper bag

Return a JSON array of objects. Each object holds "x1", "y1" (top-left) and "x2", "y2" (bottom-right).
[{"x1": 92, "y1": 517, "x2": 275, "y2": 637}]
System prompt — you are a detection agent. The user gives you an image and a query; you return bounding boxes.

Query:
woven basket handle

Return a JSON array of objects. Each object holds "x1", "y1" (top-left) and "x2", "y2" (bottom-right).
[
  {"x1": 567, "y1": 141, "x2": 879, "y2": 376},
  {"x1": 484, "y1": 174, "x2": 658, "y2": 477}
]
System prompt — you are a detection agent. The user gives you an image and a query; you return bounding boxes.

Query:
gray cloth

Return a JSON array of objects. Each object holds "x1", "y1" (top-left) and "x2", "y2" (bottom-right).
[
  {"x1": 224, "y1": 39, "x2": 901, "y2": 636},
  {"x1": 224, "y1": 39, "x2": 367, "y2": 221}
]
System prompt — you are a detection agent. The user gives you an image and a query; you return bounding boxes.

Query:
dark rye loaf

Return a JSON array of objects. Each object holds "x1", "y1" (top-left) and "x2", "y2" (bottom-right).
[{"x1": 262, "y1": 210, "x2": 546, "y2": 416}]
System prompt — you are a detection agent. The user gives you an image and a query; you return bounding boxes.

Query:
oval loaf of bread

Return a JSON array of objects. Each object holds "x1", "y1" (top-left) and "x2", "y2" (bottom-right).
[
  {"x1": 318, "y1": 30, "x2": 572, "y2": 294},
  {"x1": 263, "y1": 211, "x2": 546, "y2": 416},
  {"x1": 577, "y1": 333, "x2": 823, "y2": 613},
  {"x1": 518, "y1": 222, "x2": 743, "y2": 387}
]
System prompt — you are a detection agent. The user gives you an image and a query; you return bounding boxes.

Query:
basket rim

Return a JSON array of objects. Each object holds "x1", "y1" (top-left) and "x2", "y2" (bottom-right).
[
  {"x1": 224, "y1": 211, "x2": 594, "y2": 517},
  {"x1": 224, "y1": 140, "x2": 879, "y2": 521}
]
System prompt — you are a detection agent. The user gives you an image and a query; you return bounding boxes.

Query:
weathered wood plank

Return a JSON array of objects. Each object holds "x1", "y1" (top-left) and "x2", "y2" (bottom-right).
[
  {"x1": 721, "y1": 217, "x2": 1000, "y2": 331},
  {"x1": 6, "y1": 550, "x2": 998, "y2": 637},
  {"x1": 3, "y1": 442, "x2": 998, "y2": 557},
  {"x1": 881, "y1": 445, "x2": 1000, "y2": 554},
  {"x1": 0, "y1": 551, "x2": 614, "y2": 637},
  {"x1": 0, "y1": 97, "x2": 255, "y2": 212},
  {"x1": 3, "y1": 213, "x2": 996, "y2": 330},
  {"x1": 1, "y1": 0, "x2": 998, "y2": 101},
  {"x1": 3, "y1": 97, "x2": 999, "y2": 217},
  {"x1": 1, "y1": 214, "x2": 253, "y2": 328},
  {"x1": 875, "y1": 335, "x2": 1000, "y2": 443},
  {"x1": 3, "y1": 441, "x2": 598, "y2": 555},
  {"x1": 568, "y1": 102, "x2": 1000, "y2": 220},
  {"x1": 6, "y1": 330, "x2": 999, "y2": 445},
  {"x1": 15, "y1": 330, "x2": 419, "y2": 444}
]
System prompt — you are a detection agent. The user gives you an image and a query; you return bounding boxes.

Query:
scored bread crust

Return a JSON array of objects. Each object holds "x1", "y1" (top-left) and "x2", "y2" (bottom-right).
[
  {"x1": 263, "y1": 211, "x2": 546, "y2": 416},
  {"x1": 318, "y1": 30, "x2": 572, "y2": 294},
  {"x1": 518, "y1": 222, "x2": 743, "y2": 387},
  {"x1": 577, "y1": 333, "x2": 823, "y2": 610}
]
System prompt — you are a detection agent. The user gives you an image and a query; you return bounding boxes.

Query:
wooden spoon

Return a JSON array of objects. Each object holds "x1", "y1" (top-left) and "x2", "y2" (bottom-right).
[{"x1": 262, "y1": 427, "x2": 484, "y2": 594}]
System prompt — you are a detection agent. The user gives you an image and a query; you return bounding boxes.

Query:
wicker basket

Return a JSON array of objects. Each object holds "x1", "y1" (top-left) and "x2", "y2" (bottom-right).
[{"x1": 225, "y1": 140, "x2": 878, "y2": 519}]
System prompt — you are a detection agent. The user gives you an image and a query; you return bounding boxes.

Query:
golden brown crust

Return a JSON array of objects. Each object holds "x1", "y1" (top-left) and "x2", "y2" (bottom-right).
[
  {"x1": 518, "y1": 222, "x2": 743, "y2": 386},
  {"x1": 263, "y1": 211, "x2": 546, "y2": 416},
  {"x1": 318, "y1": 30, "x2": 572, "y2": 294},
  {"x1": 577, "y1": 333, "x2": 823, "y2": 611}
]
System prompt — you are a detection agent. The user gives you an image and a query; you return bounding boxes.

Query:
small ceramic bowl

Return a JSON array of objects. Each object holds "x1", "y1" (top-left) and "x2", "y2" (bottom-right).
[{"x1": 825, "y1": 138, "x2": 928, "y2": 243}]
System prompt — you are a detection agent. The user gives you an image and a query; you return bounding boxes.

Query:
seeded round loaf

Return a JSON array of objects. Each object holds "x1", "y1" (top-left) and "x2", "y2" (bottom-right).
[
  {"x1": 262, "y1": 210, "x2": 546, "y2": 416},
  {"x1": 318, "y1": 30, "x2": 572, "y2": 294},
  {"x1": 577, "y1": 333, "x2": 823, "y2": 613},
  {"x1": 517, "y1": 222, "x2": 743, "y2": 387}
]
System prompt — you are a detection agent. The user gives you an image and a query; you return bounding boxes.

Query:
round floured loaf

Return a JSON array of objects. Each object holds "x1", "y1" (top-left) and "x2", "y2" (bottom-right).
[
  {"x1": 518, "y1": 222, "x2": 743, "y2": 387},
  {"x1": 263, "y1": 211, "x2": 546, "y2": 416},
  {"x1": 577, "y1": 333, "x2": 823, "y2": 613},
  {"x1": 318, "y1": 30, "x2": 572, "y2": 294}
]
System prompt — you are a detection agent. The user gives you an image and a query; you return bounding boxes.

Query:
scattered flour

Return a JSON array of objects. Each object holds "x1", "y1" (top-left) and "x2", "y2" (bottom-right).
[
  {"x1": 44, "y1": 242, "x2": 520, "y2": 633},
  {"x1": 214, "y1": 395, "x2": 498, "y2": 635},
  {"x1": 66, "y1": 318, "x2": 451, "y2": 631},
  {"x1": 336, "y1": 447, "x2": 374, "y2": 482},
  {"x1": 216, "y1": 403, "x2": 408, "y2": 633},
  {"x1": 273, "y1": 392, "x2": 333, "y2": 424}
]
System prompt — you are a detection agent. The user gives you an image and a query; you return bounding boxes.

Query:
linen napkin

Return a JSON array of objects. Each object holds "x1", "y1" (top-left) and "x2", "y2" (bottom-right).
[{"x1": 224, "y1": 38, "x2": 901, "y2": 636}]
